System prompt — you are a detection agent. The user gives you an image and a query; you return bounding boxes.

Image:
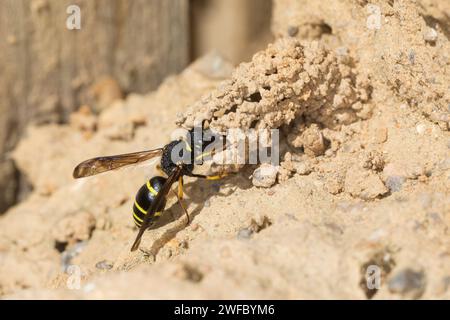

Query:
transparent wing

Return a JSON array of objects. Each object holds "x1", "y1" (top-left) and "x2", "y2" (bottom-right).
[{"x1": 73, "y1": 149, "x2": 163, "y2": 178}]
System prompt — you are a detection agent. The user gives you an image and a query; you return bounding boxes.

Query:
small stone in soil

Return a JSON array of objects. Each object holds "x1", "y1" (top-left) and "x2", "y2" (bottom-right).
[
  {"x1": 408, "y1": 49, "x2": 415, "y2": 64},
  {"x1": 388, "y1": 268, "x2": 426, "y2": 298},
  {"x1": 237, "y1": 228, "x2": 253, "y2": 239},
  {"x1": 385, "y1": 175, "x2": 405, "y2": 192},
  {"x1": 287, "y1": 26, "x2": 299, "y2": 37},
  {"x1": 252, "y1": 164, "x2": 277, "y2": 188},
  {"x1": 423, "y1": 27, "x2": 438, "y2": 43},
  {"x1": 95, "y1": 260, "x2": 114, "y2": 270}
]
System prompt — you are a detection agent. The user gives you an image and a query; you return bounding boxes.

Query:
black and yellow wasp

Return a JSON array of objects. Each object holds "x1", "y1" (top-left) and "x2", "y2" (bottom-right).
[{"x1": 73, "y1": 125, "x2": 228, "y2": 251}]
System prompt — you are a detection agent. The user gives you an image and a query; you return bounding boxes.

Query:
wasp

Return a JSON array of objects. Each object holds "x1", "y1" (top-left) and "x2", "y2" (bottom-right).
[{"x1": 73, "y1": 125, "x2": 228, "y2": 251}]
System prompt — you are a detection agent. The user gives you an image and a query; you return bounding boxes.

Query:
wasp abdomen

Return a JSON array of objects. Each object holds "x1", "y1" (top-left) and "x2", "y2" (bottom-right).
[{"x1": 133, "y1": 176, "x2": 167, "y2": 227}]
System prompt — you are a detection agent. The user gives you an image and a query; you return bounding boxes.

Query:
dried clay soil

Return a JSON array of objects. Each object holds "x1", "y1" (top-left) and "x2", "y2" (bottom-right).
[{"x1": 1, "y1": 1, "x2": 449, "y2": 299}]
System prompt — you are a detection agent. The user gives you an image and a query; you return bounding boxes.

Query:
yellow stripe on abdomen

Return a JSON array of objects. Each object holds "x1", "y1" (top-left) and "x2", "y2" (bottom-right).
[
  {"x1": 146, "y1": 181, "x2": 158, "y2": 196},
  {"x1": 134, "y1": 201, "x2": 147, "y2": 214},
  {"x1": 133, "y1": 212, "x2": 143, "y2": 222}
]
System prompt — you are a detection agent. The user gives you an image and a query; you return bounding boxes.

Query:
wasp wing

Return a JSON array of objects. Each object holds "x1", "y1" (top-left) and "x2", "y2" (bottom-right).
[
  {"x1": 73, "y1": 148, "x2": 163, "y2": 178},
  {"x1": 130, "y1": 165, "x2": 183, "y2": 251}
]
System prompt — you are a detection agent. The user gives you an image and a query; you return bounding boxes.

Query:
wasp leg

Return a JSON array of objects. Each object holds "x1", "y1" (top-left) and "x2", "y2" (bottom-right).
[
  {"x1": 190, "y1": 173, "x2": 229, "y2": 180},
  {"x1": 178, "y1": 176, "x2": 184, "y2": 199},
  {"x1": 171, "y1": 188, "x2": 189, "y2": 225}
]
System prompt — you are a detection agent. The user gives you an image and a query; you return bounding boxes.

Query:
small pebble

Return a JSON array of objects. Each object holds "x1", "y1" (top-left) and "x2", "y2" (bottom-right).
[
  {"x1": 423, "y1": 27, "x2": 438, "y2": 43},
  {"x1": 301, "y1": 124, "x2": 327, "y2": 156},
  {"x1": 388, "y1": 268, "x2": 426, "y2": 298},
  {"x1": 416, "y1": 123, "x2": 427, "y2": 135},
  {"x1": 385, "y1": 175, "x2": 405, "y2": 192},
  {"x1": 408, "y1": 49, "x2": 415, "y2": 64},
  {"x1": 287, "y1": 26, "x2": 299, "y2": 37},
  {"x1": 237, "y1": 228, "x2": 253, "y2": 239},
  {"x1": 252, "y1": 164, "x2": 277, "y2": 188},
  {"x1": 95, "y1": 260, "x2": 113, "y2": 270},
  {"x1": 375, "y1": 127, "x2": 388, "y2": 143}
]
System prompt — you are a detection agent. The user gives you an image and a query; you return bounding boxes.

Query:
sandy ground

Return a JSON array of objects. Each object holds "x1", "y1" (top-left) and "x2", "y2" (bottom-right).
[{"x1": 0, "y1": 1, "x2": 449, "y2": 299}]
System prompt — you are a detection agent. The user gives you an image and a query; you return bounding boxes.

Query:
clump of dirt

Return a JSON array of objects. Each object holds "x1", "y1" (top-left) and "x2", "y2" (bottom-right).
[
  {"x1": 177, "y1": 38, "x2": 372, "y2": 132},
  {"x1": 1, "y1": 2, "x2": 450, "y2": 299},
  {"x1": 272, "y1": 0, "x2": 450, "y2": 130}
]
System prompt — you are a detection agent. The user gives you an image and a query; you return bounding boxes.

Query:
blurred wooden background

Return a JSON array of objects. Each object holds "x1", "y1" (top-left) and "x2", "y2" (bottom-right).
[{"x1": 0, "y1": 0, "x2": 272, "y2": 213}]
